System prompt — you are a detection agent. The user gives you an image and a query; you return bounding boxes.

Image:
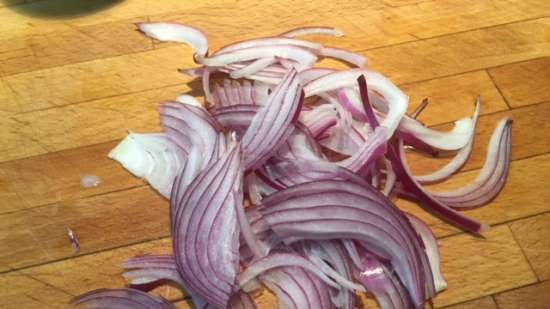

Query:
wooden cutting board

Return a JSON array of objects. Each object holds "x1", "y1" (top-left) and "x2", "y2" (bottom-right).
[{"x1": 0, "y1": 0, "x2": 549, "y2": 308}]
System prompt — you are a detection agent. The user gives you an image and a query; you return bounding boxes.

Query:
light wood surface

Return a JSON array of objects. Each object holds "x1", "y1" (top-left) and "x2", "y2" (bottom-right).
[{"x1": 0, "y1": 0, "x2": 549, "y2": 308}]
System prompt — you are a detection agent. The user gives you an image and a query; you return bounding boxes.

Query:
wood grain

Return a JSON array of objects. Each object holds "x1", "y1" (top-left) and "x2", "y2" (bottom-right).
[
  {"x1": 1, "y1": 84, "x2": 186, "y2": 162},
  {"x1": 495, "y1": 281, "x2": 550, "y2": 309},
  {"x1": 400, "y1": 70, "x2": 509, "y2": 126},
  {"x1": 440, "y1": 297, "x2": 498, "y2": 309},
  {"x1": 432, "y1": 225, "x2": 536, "y2": 307},
  {"x1": 0, "y1": 17, "x2": 152, "y2": 76},
  {"x1": 0, "y1": 46, "x2": 191, "y2": 113},
  {"x1": 0, "y1": 186, "x2": 168, "y2": 272},
  {"x1": 1, "y1": 0, "x2": 549, "y2": 308},
  {"x1": 488, "y1": 57, "x2": 550, "y2": 107},
  {"x1": 509, "y1": 213, "x2": 550, "y2": 281},
  {"x1": 364, "y1": 18, "x2": 550, "y2": 84},
  {"x1": 0, "y1": 141, "x2": 142, "y2": 214}
]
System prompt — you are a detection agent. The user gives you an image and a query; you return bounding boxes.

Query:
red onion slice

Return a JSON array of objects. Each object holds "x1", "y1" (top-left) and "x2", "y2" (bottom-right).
[
  {"x1": 242, "y1": 69, "x2": 304, "y2": 170},
  {"x1": 359, "y1": 254, "x2": 414, "y2": 309},
  {"x1": 431, "y1": 118, "x2": 512, "y2": 209},
  {"x1": 171, "y1": 144, "x2": 242, "y2": 308},
  {"x1": 72, "y1": 288, "x2": 177, "y2": 309},
  {"x1": 388, "y1": 139, "x2": 487, "y2": 234},
  {"x1": 260, "y1": 266, "x2": 332, "y2": 309},
  {"x1": 122, "y1": 255, "x2": 184, "y2": 290},
  {"x1": 230, "y1": 58, "x2": 278, "y2": 79},
  {"x1": 108, "y1": 133, "x2": 186, "y2": 198},
  {"x1": 202, "y1": 45, "x2": 317, "y2": 67},
  {"x1": 215, "y1": 37, "x2": 323, "y2": 55},
  {"x1": 406, "y1": 214, "x2": 447, "y2": 293},
  {"x1": 260, "y1": 179, "x2": 432, "y2": 308},
  {"x1": 238, "y1": 252, "x2": 339, "y2": 289},
  {"x1": 415, "y1": 99, "x2": 481, "y2": 184},
  {"x1": 136, "y1": 22, "x2": 208, "y2": 58}
]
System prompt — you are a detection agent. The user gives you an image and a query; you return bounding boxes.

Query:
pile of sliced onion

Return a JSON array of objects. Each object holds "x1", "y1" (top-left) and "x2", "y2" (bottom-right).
[{"x1": 73, "y1": 22, "x2": 512, "y2": 309}]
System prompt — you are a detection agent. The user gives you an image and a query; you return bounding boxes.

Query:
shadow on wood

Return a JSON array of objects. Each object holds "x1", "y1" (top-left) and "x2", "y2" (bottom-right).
[{"x1": 7, "y1": 0, "x2": 124, "y2": 19}]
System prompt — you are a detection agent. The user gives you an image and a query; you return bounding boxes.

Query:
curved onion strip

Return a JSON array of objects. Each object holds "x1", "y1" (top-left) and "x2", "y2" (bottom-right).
[
  {"x1": 230, "y1": 57, "x2": 277, "y2": 79},
  {"x1": 336, "y1": 127, "x2": 388, "y2": 175},
  {"x1": 175, "y1": 94, "x2": 202, "y2": 107},
  {"x1": 171, "y1": 144, "x2": 242, "y2": 308},
  {"x1": 260, "y1": 179, "x2": 432, "y2": 308},
  {"x1": 260, "y1": 266, "x2": 332, "y2": 309},
  {"x1": 72, "y1": 288, "x2": 177, "y2": 309},
  {"x1": 431, "y1": 118, "x2": 512, "y2": 209},
  {"x1": 304, "y1": 69, "x2": 407, "y2": 136},
  {"x1": 242, "y1": 69, "x2": 304, "y2": 170},
  {"x1": 280, "y1": 26, "x2": 344, "y2": 38},
  {"x1": 388, "y1": 139, "x2": 487, "y2": 234},
  {"x1": 320, "y1": 47, "x2": 367, "y2": 68},
  {"x1": 383, "y1": 158, "x2": 397, "y2": 196},
  {"x1": 202, "y1": 45, "x2": 317, "y2": 67},
  {"x1": 136, "y1": 22, "x2": 208, "y2": 57},
  {"x1": 238, "y1": 252, "x2": 339, "y2": 289},
  {"x1": 359, "y1": 254, "x2": 414, "y2": 309},
  {"x1": 108, "y1": 133, "x2": 186, "y2": 198},
  {"x1": 399, "y1": 115, "x2": 474, "y2": 151},
  {"x1": 122, "y1": 255, "x2": 184, "y2": 288},
  {"x1": 406, "y1": 214, "x2": 447, "y2": 293},
  {"x1": 298, "y1": 68, "x2": 335, "y2": 84},
  {"x1": 160, "y1": 102, "x2": 222, "y2": 188},
  {"x1": 303, "y1": 241, "x2": 359, "y2": 309},
  {"x1": 415, "y1": 99, "x2": 481, "y2": 184},
  {"x1": 215, "y1": 37, "x2": 322, "y2": 55}
]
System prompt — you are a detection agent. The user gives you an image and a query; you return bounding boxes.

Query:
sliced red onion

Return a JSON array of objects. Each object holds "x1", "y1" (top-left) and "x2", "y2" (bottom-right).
[
  {"x1": 238, "y1": 252, "x2": 339, "y2": 289},
  {"x1": 415, "y1": 99, "x2": 480, "y2": 184},
  {"x1": 336, "y1": 127, "x2": 388, "y2": 175},
  {"x1": 406, "y1": 214, "x2": 447, "y2": 293},
  {"x1": 260, "y1": 266, "x2": 332, "y2": 309},
  {"x1": 399, "y1": 115, "x2": 474, "y2": 151},
  {"x1": 280, "y1": 26, "x2": 344, "y2": 38},
  {"x1": 260, "y1": 179, "x2": 432, "y2": 308},
  {"x1": 178, "y1": 66, "x2": 205, "y2": 77},
  {"x1": 230, "y1": 58, "x2": 277, "y2": 79},
  {"x1": 171, "y1": 144, "x2": 242, "y2": 308},
  {"x1": 202, "y1": 45, "x2": 317, "y2": 67},
  {"x1": 72, "y1": 288, "x2": 177, "y2": 309},
  {"x1": 242, "y1": 69, "x2": 304, "y2": 170},
  {"x1": 108, "y1": 133, "x2": 186, "y2": 198},
  {"x1": 431, "y1": 118, "x2": 512, "y2": 209},
  {"x1": 303, "y1": 241, "x2": 359, "y2": 309},
  {"x1": 160, "y1": 102, "x2": 223, "y2": 182},
  {"x1": 359, "y1": 254, "x2": 414, "y2": 309},
  {"x1": 175, "y1": 94, "x2": 203, "y2": 107},
  {"x1": 215, "y1": 37, "x2": 323, "y2": 55},
  {"x1": 383, "y1": 158, "x2": 397, "y2": 196},
  {"x1": 275, "y1": 125, "x2": 325, "y2": 161},
  {"x1": 122, "y1": 255, "x2": 184, "y2": 289},
  {"x1": 88, "y1": 22, "x2": 513, "y2": 309},
  {"x1": 136, "y1": 22, "x2": 208, "y2": 58},
  {"x1": 304, "y1": 69, "x2": 407, "y2": 136},
  {"x1": 320, "y1": 47, "x2": 367, "y2": 68},
  {"x1": 298, "y1": 68, "x2": 335, "y2": 84},
  {"x1": 388, "y1": 139, "x2": 487, "y2": 234}
]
